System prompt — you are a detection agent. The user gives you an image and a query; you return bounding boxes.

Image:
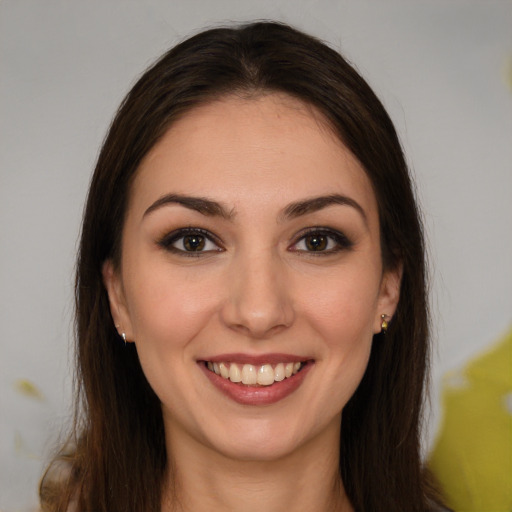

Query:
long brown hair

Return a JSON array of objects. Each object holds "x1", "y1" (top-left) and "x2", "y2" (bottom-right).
[{"x1": 41, "y1": 21, "x2": 436, "y2": 511}]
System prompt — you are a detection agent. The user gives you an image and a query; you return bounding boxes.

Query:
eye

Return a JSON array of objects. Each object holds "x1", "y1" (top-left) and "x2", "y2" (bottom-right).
[
  {"x1": 158, "y1": 228, "x2": 223, "y2": 255},
  {"x1": 289, "y1": 228, "x2": 353, "y2": 254}
]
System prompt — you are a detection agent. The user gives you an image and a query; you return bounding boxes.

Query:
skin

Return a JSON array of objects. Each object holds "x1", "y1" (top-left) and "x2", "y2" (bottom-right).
[{"x1": 103, "y1": 93, "x2": 401, "y2": 512}]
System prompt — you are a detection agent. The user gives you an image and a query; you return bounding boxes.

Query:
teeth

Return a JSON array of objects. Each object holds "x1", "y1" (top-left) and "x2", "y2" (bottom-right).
[
  {"x1": 219, "y1": 362, "x2": 229, "y2": 379},
  {"x1": 228, "y1": 363, "x2": 242, "y2": 382},
  {"x1": 241, "y1": 364, "x2": 257, "y2": 385},
  {"x1": 257, "y1": 364, "x2": 275, "y2": 385},
  {"x1": 274, "y1": 363, "x2": 285, "y2": 382},
  {"x1": 206, "y1": 361, "x2": 304, "y2": 386}
]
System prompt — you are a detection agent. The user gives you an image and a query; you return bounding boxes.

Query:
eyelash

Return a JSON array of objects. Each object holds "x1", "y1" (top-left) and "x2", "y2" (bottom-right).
[
  {"x1": 289, "y1": 227, "x2": 353, "y2": 255},
  {"x1": 158, "y1": 228, "x2": 224, "y2": 257},
  {"x1": 157, "y1": 227, "x2": 353, "y2": 256}
]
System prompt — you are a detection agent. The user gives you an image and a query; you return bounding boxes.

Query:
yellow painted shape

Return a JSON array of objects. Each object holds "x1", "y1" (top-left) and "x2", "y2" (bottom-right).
[
  {"x1": 14, "y1": 378, "x2": 44, "y2": 401},
  {"x1": 428, "y1": 329, "x2": 512, "y2": 511}
]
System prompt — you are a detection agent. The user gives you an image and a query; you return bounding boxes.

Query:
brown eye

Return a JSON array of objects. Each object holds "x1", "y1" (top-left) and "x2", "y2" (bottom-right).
[
  {"x1": 183, "y1": 234, "x2": 206, "y2": 251},
  {"x1": 289, "y1": 228, "x2": 353, "y2": 254},
  {"x1": 305, "y1": 234, "x2": 328, "y2": 251},
  {"x1": 159, "y1": 228, "x2": 222, "y2": 255}
]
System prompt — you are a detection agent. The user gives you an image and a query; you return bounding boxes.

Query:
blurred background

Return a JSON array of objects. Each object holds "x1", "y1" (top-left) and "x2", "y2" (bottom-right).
[{"x1": 1, "y1": 1, "x2": 511, "y2": 510}]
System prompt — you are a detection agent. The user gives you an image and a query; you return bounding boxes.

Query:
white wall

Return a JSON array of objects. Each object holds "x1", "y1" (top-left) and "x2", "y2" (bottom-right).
[{"x1": 1, "y1": 1, "x2": 511, "y2": 510}]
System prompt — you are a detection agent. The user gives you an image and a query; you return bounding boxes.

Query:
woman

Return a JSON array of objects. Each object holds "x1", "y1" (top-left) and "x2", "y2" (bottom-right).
[{"x1": 40, "y1": 21, "x2": 443, "y2": 512}]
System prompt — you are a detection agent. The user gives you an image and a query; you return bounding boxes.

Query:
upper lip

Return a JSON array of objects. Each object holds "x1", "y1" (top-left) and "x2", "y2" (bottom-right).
[{"x1": 199, "y1": 353, "x2": 312, "y2": 365}]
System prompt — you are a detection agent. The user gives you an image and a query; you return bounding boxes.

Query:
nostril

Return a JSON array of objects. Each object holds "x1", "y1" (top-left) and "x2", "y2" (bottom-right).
[
  {"x1": 228, "y1": 319, "x2": 290, "y2": 340},
  {"x1": 219, "y1": 261, "x2": 295, "y2": 337}
]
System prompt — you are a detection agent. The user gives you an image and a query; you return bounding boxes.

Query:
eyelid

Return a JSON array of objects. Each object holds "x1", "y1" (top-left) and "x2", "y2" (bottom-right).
[
  {"x1": 288, "y1": 227, "x2": 353, "y2": 253},
  {"x1": 157, "y1": 227, "x2": 224, "y2": 255}
]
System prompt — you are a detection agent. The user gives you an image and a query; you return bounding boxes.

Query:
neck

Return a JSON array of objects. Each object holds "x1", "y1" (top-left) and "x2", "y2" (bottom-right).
[{"x1": 161, "y1": 419, "x2": 353, "y2": 512}]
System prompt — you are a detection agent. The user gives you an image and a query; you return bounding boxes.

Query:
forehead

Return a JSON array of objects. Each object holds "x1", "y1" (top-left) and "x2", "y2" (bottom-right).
[{"x1": 131, "y1": 93, "x2": 378, "y2": 221}]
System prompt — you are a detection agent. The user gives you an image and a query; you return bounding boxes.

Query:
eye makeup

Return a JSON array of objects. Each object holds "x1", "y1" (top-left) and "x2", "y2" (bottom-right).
[
  {"x1": 156, "y1": 224, "x2": 354, "y2": 259},
  {"x1": 157, "y1": 227, "x2": 224, "y2": 256},
  {"x1": 289, "y1": 227, "x2": 354, "y2": 255}
]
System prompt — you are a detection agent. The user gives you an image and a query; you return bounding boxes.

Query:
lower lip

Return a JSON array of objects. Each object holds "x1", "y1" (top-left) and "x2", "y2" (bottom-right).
[{"x1": 199, "y1": 362, "x2": 313, "y2": 406}]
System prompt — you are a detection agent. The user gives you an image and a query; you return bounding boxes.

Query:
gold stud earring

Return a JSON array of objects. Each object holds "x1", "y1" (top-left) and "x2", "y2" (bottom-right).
[{"x1": 381, "y1": 314, "x2": 389, "y2": 334}]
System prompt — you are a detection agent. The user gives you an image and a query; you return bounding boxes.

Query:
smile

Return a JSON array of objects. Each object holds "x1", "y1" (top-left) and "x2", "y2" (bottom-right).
[
  {"x1": 206, "y1": 361, "x2": 303, "y2": 386},
  {"x1": 200, "y1": 356, "x2": 313, "y2": 405}
]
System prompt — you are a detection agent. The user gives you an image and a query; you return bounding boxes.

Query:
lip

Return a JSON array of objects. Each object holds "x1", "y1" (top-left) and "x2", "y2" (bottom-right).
[
  {"x1": 198, "y1": 354, "x2": 314, "y2": 406},
  {"x1": 204, "y1": 353, "x2": 309, "y2": 366}
]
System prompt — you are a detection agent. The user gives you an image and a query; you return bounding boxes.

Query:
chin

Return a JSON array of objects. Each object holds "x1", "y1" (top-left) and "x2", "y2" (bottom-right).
[
  {"x1": 214, "y1": 434, "x2": 303, "y2": 463},
  {"x1": 201, "y1": 414, "x2": 335, "y2": 463}
]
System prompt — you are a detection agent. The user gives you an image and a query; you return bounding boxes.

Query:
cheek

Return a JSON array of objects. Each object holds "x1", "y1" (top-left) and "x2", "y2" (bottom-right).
[
  {"x1": 123, "y1": 267, "x2": 222, "y2": 406},
  {"x1": 294, "y1": 266, "x2": 379, "y2": 402},
  {"x1": 297, "y1": 267, "x2": 381, "y2": 342},
  {"x1": 124, "y1": 262, "x2": 220, "y2": 347}
]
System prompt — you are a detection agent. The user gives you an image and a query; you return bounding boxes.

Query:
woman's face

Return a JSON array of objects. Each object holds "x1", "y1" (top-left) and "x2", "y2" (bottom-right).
[{"x1": 104, "y1": 93, "x2": 400, "y2": 462}]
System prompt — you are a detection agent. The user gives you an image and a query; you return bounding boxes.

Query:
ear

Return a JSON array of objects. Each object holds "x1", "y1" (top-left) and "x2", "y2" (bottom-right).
[
  {"x1": 102, "y1": 259, "x2": 134, "y2": 342},
  {"x1": 374, "y1": 263, "x2": 403, "y2": 334}
]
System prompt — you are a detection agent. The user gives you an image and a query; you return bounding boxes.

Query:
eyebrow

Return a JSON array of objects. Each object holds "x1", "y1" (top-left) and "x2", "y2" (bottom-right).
[
  {"x1": 143, "y1": 192, "x2": 367, "y2": 224},
  {"x1": 281, "y1": 194, "x2": 368, "y2": 225},
  {"x1": 143, "y1": 194, "x2": 234, "y2": 219}
]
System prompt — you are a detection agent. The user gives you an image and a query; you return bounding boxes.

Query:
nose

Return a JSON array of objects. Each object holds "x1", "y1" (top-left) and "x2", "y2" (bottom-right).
[{"x1": 220, "y1": 252, "x2": 295, "y2": 339}]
